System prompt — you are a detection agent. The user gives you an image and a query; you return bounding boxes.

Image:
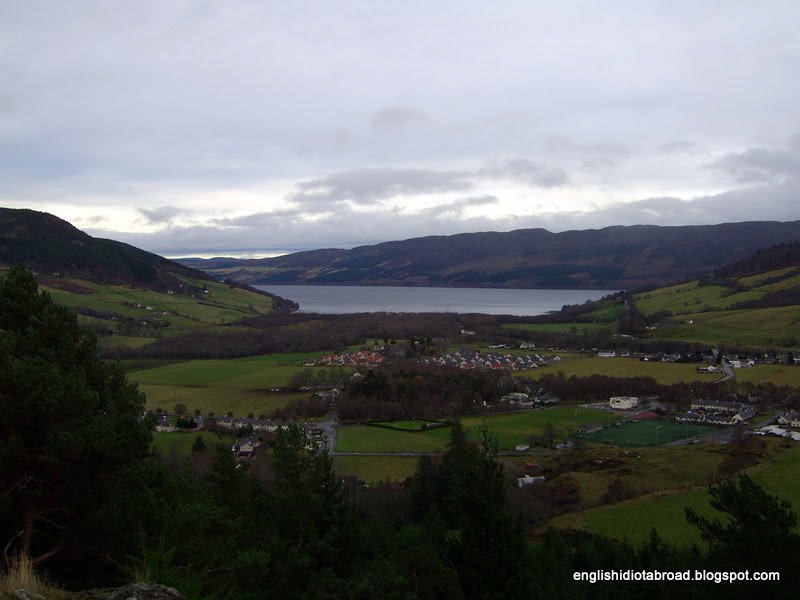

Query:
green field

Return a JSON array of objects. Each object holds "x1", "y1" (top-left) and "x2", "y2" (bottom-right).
[
  {"x1": 40, "y1": 275, "x2": 278, "y2": 348},
  {"x1": 336, "y1": 408, "x2": 615, "y2": 453},
  {"x1": 651, "y1": 305, "x2": 800, "y2": 347},
  {"x1": 584, "y1": 419, "x2": 715, "y2": 447},
  {"x1": 502, "y1": 322, "x2": 617, "y2": 334},
  {"x1": 732, "y1": 364, "x2": 800, "y2": 387},
  {"x1": 128, "y1": 352, "x2": 346, "y2": 415},
  {"x1": 368, "y1": 419, "x2": 450, "y2": 431},
  {"x1": 333, "y1": 456, "x2": 421, "y2": 483},
  {"x1": 548, "y1": 440, "x2": 800, "y2": 546},
  {"x1": 521, "y1": 356, "x2": 720, "y2": 385},
  {"x1": 151, "y1": 430, "x2": 234, "y2": 457}
]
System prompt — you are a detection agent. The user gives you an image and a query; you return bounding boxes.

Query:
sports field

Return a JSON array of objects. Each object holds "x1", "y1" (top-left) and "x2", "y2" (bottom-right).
[{"x1": 584, "y1": 419, "x2": 715, "y2": 447}]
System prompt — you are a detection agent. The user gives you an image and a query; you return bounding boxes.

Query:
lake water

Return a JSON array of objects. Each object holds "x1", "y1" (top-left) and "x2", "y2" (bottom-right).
[{"x1": 254, "y1": 285, "x2": 616, "y2": 316}]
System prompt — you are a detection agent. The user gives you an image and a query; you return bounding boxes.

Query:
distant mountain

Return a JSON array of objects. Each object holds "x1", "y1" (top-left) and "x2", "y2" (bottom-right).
[{"x1": 179, "y1": 222, "x2": 800, "y2": 290}]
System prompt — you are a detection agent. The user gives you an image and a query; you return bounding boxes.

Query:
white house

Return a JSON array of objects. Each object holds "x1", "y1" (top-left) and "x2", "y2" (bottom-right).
[
  {"x1": 609, "y1": 396, "x2": 639, "y2": 410},
  {"x1": 517, "y1": 475, "x2": 545, "y2": 488}
]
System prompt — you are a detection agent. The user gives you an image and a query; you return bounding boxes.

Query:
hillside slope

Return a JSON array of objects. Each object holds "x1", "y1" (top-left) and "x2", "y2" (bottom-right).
[
  {"x1": 179, "y1": 221, "x2": 800, "y2": 289},
  {"x1": 0, "y1": 208, "x2": 206, "y2": 287}
]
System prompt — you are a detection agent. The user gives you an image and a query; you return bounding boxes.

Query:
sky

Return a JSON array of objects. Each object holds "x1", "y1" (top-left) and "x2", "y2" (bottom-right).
[{"x1": 2, "y1": 1, "x2": 799, "y2": 257}]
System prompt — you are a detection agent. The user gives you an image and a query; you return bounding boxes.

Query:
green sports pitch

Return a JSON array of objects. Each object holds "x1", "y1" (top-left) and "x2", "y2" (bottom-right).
[{"x1": 584, "y1": 419, "x2": 715, "y2": 447}]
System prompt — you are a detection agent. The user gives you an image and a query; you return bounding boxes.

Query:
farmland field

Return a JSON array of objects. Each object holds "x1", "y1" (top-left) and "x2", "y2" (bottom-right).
[
  {"x1": 583, "y1": 419, "x2": 716, "y2": 447},
  {"x1": 333, "y1": 456, "x2": 420, "y2": 483},
  {"x1": 151, "y1": 430, "x2": 234, "y2": 457},
  {"x1": 502, "y1": 322, "x2": 617, "y2": 334},
  {"x1": 336, "y1": 407, "x2": 615, "y2": 452},
  {"x1": 732, "y1": 365, "x2": 800, "y2": 387},
  {"x1": 651, "y1": 305, "x2": 800, "y2": 347},
  {"x1": 520, "y1": 356, "x2": 720, "y2": 385},
  {"x1": 368, "y1": 419, "x2": 450, "y2": 431},
  {"x1": 128, "y1": 351, "x2": 347, "y2": 415},
  {"x1": 548, "y1": 440, "x2": 800, "y2": 546}
]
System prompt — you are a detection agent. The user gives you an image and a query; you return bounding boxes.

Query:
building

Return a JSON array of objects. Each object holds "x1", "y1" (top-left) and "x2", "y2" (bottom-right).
[{"x1": 609, "y1": 396, "x2": 639, "y2": 410}]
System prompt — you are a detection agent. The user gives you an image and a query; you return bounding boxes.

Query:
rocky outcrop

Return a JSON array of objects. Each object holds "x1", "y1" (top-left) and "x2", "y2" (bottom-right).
[{"x1": 78, "y1": 584, "x2": 186, "y2": 600}]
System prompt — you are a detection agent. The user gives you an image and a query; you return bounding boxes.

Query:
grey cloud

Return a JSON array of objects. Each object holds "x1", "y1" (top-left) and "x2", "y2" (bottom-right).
[
  {"x1": 710, "y1": 142, "x2": 800, "y2": 183},
  {"x1": 213, "y1": 209, "x2": 304, "y2": 228},
  {"x1": 484, "y1": 158, "x2": 569, "y2": 188},
  {"x1": 546, "y1": 136, "x2": 629, "y2": 157},
  {"x1": 289, "y1": 167, "x2": 472, "y2": 206},
  {"x1": 97, "y1": 177, "x2": 800, "y2": 256},
  {"x1": 657, "y1": 140, "x2": 698, "y2": 155},
  {"x1": 421, "y1": 195, "x2": 499, "y2": 218},
  {"x1": 137, "y1": 206, "x2": 186, "y2": 225},
  {"x1": 371, "y1": 106, "x2": 427, "y2": 129}
]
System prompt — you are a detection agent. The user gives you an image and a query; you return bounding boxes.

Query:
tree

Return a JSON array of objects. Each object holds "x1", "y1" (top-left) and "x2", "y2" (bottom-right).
[
  {"x1": 0, "y1": 266, "x2": 151, "y2": 567},
  {"x1": 686, "y1": 474, "x2": 800, "y2": 580}
]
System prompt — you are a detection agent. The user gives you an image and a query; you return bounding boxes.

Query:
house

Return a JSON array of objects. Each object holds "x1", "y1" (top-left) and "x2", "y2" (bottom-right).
[
  {"x1": 517, "y1": 475, "x2": 545, "y2": 488},
  {"x1": 777, "y1": 411, "x2": 800, "y2": 427},
  {"x1": 232, "y1": 437, "x2": 261, "y2": 459},
  {"x1": 514, "y1": 444, "x2": 531, "y2": 452},
  {"x1": 609, "y1": 396, "x2": 639, "y2": 410},
  {"x1": 597, "y1": 351, "x2": 616, "y2": 358},
  {"x1": 690, "y1": 400, "x2": 741, "y2": 413},
  {"x1": 154, "y1": 416, "x2": 175, "y2": 433}
]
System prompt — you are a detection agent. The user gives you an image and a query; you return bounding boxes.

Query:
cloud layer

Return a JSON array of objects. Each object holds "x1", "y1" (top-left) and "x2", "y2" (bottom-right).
[{"x1": 1, "y1": 2, "x2": 799, "y2": 254}]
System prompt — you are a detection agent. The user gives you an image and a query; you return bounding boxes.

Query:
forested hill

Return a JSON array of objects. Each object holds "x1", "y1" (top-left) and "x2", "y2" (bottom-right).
[
  {"x1": 0, "y1": 208, "x2": 210, "y2": 289},
  {"x1": 179, "y1": 221, "x2": 800, "y2": 290},
  {"x1": 713, "y1": 240, "x2": 800, "y2": 279}
]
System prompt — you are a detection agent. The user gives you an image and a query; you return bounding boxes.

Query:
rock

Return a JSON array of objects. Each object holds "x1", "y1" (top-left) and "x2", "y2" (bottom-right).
[
  {"x1": 13, "y1": 591, "x2": 45, "y2": 600},
  {"x1": 80, "y1": 584, "x2": 186, "y2": 600}
]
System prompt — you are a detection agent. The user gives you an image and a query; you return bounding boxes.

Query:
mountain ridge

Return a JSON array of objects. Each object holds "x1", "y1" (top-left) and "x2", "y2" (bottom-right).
[{"x1": 178, "y1": 221, "x2": 800, "y2": 289}]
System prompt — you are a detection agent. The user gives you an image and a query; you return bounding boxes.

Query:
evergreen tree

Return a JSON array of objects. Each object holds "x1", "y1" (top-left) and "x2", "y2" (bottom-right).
[{"x1": 0, "y1": 266, "x2": 151, "y2": 568}]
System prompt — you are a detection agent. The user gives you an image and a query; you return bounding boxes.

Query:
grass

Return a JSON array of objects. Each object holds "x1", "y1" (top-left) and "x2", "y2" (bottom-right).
[
  {"x1": 138, "y1": 384, "x2": 307, "y2": 416},
  {"x1": 502, "y1": 322, "x2": 617, "y2": 334},
  {"x1": 129, "y1": 351, "x2": 348, "y2": 386},
  {"x1": 0, "y1": 554, "x2": 70, "y2": 600},
  {"x1": 336, "y1": 408, "x2": 615, "y2": 452},
  {"x1": 732, "y1": 365, "x2": 800, "y2": 387},
  {"x1": 521, "y1": 357, "x2": 721, "y2": 385},
  {"x1": 39, "y1": 274, "x2": 278, "y2": 349},
  {"x1": 651, "y1": 305, "x2": 800, "y2": 347},
  {"x1": 336, "y1": 425, "x2": 449, "y2": 453},
  {"x1": 151, "y1": 430, "x2": 235, "y2": 456},
  {"x1": 368, "y1": 419, "x2": 449, "y2": 431},
  {"x1": 333, "y1": 456, "x2": 421, "y2": 483},
  {"x1": 583, "y1": 419, "x2": 716, "y2": 447},
  {"x1": 547, "y1": 439, "x2": 800, "y2": 547}
]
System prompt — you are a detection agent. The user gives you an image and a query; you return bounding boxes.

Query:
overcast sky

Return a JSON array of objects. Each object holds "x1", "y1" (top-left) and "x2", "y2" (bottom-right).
[{"x1": 2, "y1": 1, "x2": 799, "y2": 256}]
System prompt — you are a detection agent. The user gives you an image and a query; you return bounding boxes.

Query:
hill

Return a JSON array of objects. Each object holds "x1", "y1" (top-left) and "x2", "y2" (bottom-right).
[
  {"x1": 178, "y1": 221, "x2": 800, "y2": 289},
  {"x1": 0, "y1": 208, "x2": 208, "y2": 288},
  {"x1": 0, "y1": 208, "x2": 299, "y2": 352}
]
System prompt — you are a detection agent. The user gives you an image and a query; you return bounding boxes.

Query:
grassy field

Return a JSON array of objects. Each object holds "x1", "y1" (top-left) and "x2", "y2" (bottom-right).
[
  {"x1": 651, "y1": 305, "x2": 800, "y2": 347},
  {"x1": 333, "y1": 456, "x2": 421, "y2": 483},
  {"x1": 584, "y1": 419, "x2": 716, "y2": 447},
  {"x1": 151, "y1": 430, "x2": 234, "y2": 456},
  {"x1": 521, "y1": 356, "x2": 721, "y2": 385},
  {"x1": 548, "y1": 439, "x2": 800, "y2": 546},
  {"x1": 128, "y1": 352, "x2": 346, "y2": 415},
  {"x1": 732, "y1": 365, "x2": 800, "y2": 387},
  {"x1": 40, "y1": 274, "x2": 278, "y2": 348},
  {"x1": 502, "y1": 322, "x2": 617, "y2": 334},
  {"x1": 368, "y1": 419, "x2": 449, "y2": 431},
  {"x1": 336, "y1": 408, "x2": 615, "y2": 452}
]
